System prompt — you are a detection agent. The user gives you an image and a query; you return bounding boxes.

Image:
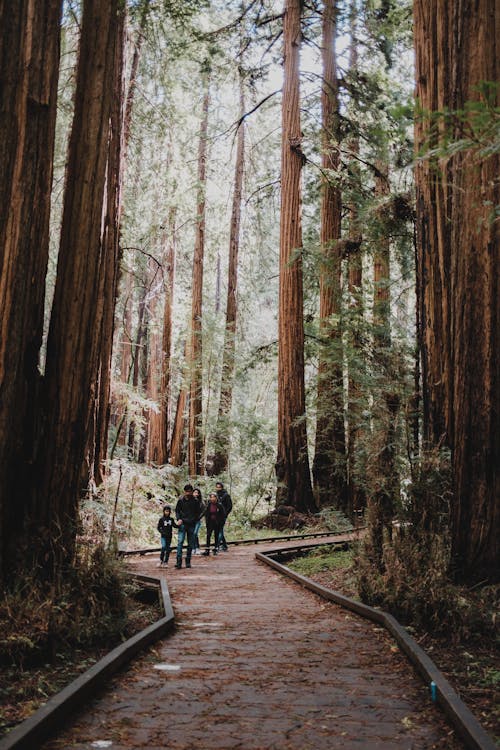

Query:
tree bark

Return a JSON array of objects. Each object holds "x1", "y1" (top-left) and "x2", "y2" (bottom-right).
[
  {"x1": 345, "y1": 0, "x2": 365, "y2": 519},
  {"x1": 312, "y1": 0, "x2": 346, "y2": 510},
  {"x1": 211, "y1": 71, "x2": 246, "y2": 475},
  {"x1": 148, "y1": 210, "x2": 176, "y2": 465},
  {"x1": 366, "y1": 160, "x2": 400, "y2": 568},
  {"x1": 414, "y1": 0, "x2": 499, "y2": 583},
  {"x1": 275, "y1": 0, "x2": 315, "y2": 512},
  {"x1": 0, "y1": 0, "x2": 62, "y2": 581},
  {"x1": 110, "y1": 0, "x2": 150, "y2": 452},
  {"x1": 170, "y1": 341, "x2": 188, "y2": 466},
  {"x1": 115, "y1": 270, "x2": 134, "y2": 446},
  {"x1": 188, "y1": 71, "x2": 210, "y2": 477},
  {"x1": 92, "y1": 8, "x2": 126, "y2": 486},
  {"x1": 35, "y1": 0, "x2": 125, "y2": 567}
]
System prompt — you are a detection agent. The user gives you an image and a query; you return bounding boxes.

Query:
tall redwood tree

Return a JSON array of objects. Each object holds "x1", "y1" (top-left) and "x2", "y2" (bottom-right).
[
  {"x1": 275, "y1": 0, "x2": 315, "y2": 512},
  {"x1": 414, "y1": 0, "x2": 499, "y2": 583},
  {"x1": 312, "y1": 0, "x2": 346, "y2": 509},
  {"x1": 212, "y1": 70, "x2": 246, "y2": 475},
  {"x1": 35, "y1": 0, "x2": 126, "y2": 565},
  {"x1": 188, "y1": 71, "x2": 210, "y2": 476},
  {"x1": 0, "y1": 0, "x2": 62, "y2": 580}
]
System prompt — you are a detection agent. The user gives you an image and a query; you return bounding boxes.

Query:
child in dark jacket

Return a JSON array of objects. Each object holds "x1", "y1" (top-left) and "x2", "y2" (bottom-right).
[
  {"x1": 203, "y1": 492, "x2": 225, "y2": 556},
  {"x1": 157, "y1": 505, "x2": 178, "y2": 567}
]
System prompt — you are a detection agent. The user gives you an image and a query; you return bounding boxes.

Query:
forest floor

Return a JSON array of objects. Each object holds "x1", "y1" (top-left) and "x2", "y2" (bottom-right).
[
  {"x1": 303, "y1": 563, "x2": 500, "y2": 746},
  {"x1": 0, "y1": 588, "x2": 161, "y2": 738}
]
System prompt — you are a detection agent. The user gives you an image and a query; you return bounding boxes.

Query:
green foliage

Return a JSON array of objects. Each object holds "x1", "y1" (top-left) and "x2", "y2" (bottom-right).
[
  {"x1": 416, "y1": 82, "x2": 500, "y2": 162},
  {"x1": 357, "y1": 531, "x2": 498, "y2": 642},
  {"x1": 287, "y1": 545, "x2": 357, "y2": 577}
]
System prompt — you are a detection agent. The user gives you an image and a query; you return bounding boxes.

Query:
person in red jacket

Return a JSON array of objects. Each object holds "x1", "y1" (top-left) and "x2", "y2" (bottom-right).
[{"x1": 203, "y1": 492, "x2": 225, "y2": 556}]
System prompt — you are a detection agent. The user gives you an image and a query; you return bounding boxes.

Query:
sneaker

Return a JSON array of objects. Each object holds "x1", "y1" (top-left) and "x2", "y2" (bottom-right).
[
  {"x1": 185, "y1": 563, "x2": 191, "y2": 568},
  {"x1": 202, "y1": 550, "x2": 210, "y2": 556},
  {"x1": 175, "y1": 563, "x2": 182, "y2": 569}
]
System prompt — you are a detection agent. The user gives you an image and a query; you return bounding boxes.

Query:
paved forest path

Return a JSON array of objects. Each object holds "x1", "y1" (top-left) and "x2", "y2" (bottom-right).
[{"x1": 42, "y1": 539, "x2": 463, "y2": 749}]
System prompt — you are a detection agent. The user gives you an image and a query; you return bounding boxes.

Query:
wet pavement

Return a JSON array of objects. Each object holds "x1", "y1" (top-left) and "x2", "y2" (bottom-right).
[{"x1": 42, "y1": 540, "x2": 463, "y2": 749}]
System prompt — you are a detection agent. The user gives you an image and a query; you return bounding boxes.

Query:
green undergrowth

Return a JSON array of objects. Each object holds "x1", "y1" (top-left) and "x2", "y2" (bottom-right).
[
  {"x1": 0, "y1": 547, "x2": 155, "y2": 669},
  {"x1": 93, "y1": 458, "x2": 354, "y2": 552},
  {"x1": 357, "y1": 533, "x2": 499, "y2": 643},
  {"x1": 287, "y1": 545, "x2": 357, "y2": 577},
  {"x1": 0, "y1": 546, "x2": 160, "y2": 737}
]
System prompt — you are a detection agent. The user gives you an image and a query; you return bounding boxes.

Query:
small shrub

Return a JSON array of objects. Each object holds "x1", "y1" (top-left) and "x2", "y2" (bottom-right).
[
  {"x1": 0, "y1": 546, "x2": 129, "y2": 667},
  {"x1": 357, "y1": 532, "x2": 498, "y2": 641}
]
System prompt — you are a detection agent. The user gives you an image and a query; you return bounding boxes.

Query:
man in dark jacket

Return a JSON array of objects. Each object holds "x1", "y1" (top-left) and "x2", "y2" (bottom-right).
[
  {"x1": 175, "y1": 484, "x2": 203, "y2": 568},
  {"x1": 215, "y1": 481, "x2": 232, "y2": 551}
]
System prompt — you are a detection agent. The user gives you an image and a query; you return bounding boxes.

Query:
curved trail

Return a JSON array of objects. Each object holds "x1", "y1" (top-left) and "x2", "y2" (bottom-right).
[{"x1": 42, "y1": 539, "x2": 463, "y2": 749}]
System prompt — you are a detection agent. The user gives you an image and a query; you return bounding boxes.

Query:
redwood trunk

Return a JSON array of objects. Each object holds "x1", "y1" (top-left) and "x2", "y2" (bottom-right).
[
  {"x1": 0, "y1": 0, "x2": 62, "y2": 580},
  {"x1": 115, "y1": 270, "x2": 134, "y2": 446},
  {"x1": 312, "y1": 0, "x2": 346, "y2": 509},
  {"x1": 414, "y1": 0, "x2": 499, "y2": 583},
  {"x1": 93, "y1": 10, "x2": 126, "y2": 485},
  {"x1": 154, "y1": 210, "x2": 176, "y2": 464},
  {"x1": 212, "y1": 73, "x2": 245, "y2": 475},
  {"x1": 367, "y1": 161, "x2": 400, "y2": 567},
  {"x1": 275, "y1": 0, "x2": 315, "y2": 512},
  {"x1": 170, "y1": 340, "x2": 189, "y2": 467},
  {"x1": 188, "y1": 74, "x2": 210, "y2": 477},
  {"x1": 35, "y1": 0, "x2": 124, "y2": 563},
  {"x1": 111, "y1": 0, "x2": 150, "y2": 451},
  {"x1": 345, "y1": 1, "x2": 365, "y2": 518},
  {"x1": 147, "y1": 245, "x2": 172, "y2": 465}
]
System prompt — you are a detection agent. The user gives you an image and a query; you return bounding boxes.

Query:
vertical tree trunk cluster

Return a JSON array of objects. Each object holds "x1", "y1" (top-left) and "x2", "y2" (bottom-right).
[
  {"x1": 37, "y1": 0, "x2": 126, "y2": 562},
  {"x1": 365, "y1": 161, "x2": 400, "y2": 567},
  {"x1": 312, "y1": 0, "x2": 346, "y2": 510},
  {"x1": 188, "y1": 72, "x2": 210, "y2": 477},
  {"x1": 275, "y1": 0, "x2": 315, "y2": 512},
  {"x1": 0, "y1": 0, "x2": 126, "y2": 581},
  {"x1": 414, "y1": 0, "x2": 499, "y2": 583},
  {"x1": 0, "y1": 0, "x2": 62, "y2": 579},
  {"x1": 148, "y1": 210, "x2": 176, "y2": 465},
  {"x1": 211, "y1": 70, "x2": 246, "y2": 476},
  {"x1": 345, "y1": 0, "x2": 366, "y2": 519}
]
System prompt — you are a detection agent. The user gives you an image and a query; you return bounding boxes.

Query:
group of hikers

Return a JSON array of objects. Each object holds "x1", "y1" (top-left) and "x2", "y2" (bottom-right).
[{"x1": 156, "y1": 482, "x2": 232, "y2": 569}]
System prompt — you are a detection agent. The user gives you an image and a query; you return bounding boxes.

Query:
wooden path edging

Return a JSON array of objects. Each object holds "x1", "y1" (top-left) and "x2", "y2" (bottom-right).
[
  {"x1": 0, "y1": 574, "x2": 174, "y2": 750},
  {"x1": 256, "y1": 546, "x2": 497, "y2": 750},
  {"x1": 117, "y1": 528, "x2": 359, "y2": 557}
]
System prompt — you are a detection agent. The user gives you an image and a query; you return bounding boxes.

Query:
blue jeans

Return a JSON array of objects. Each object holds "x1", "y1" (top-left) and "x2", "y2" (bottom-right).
[
  {"x1": 160, "y1": 536, "x2": 171, "y2": 563},
  {"x1": 176, "y1": 522, "x2": 195, "y2": 566},
  {"x1": 218, "y1": 520, "x2": 228, "y2": 549},
  {"x1": 193, "y1": 520, "x2": 202, "y2": 550}
]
